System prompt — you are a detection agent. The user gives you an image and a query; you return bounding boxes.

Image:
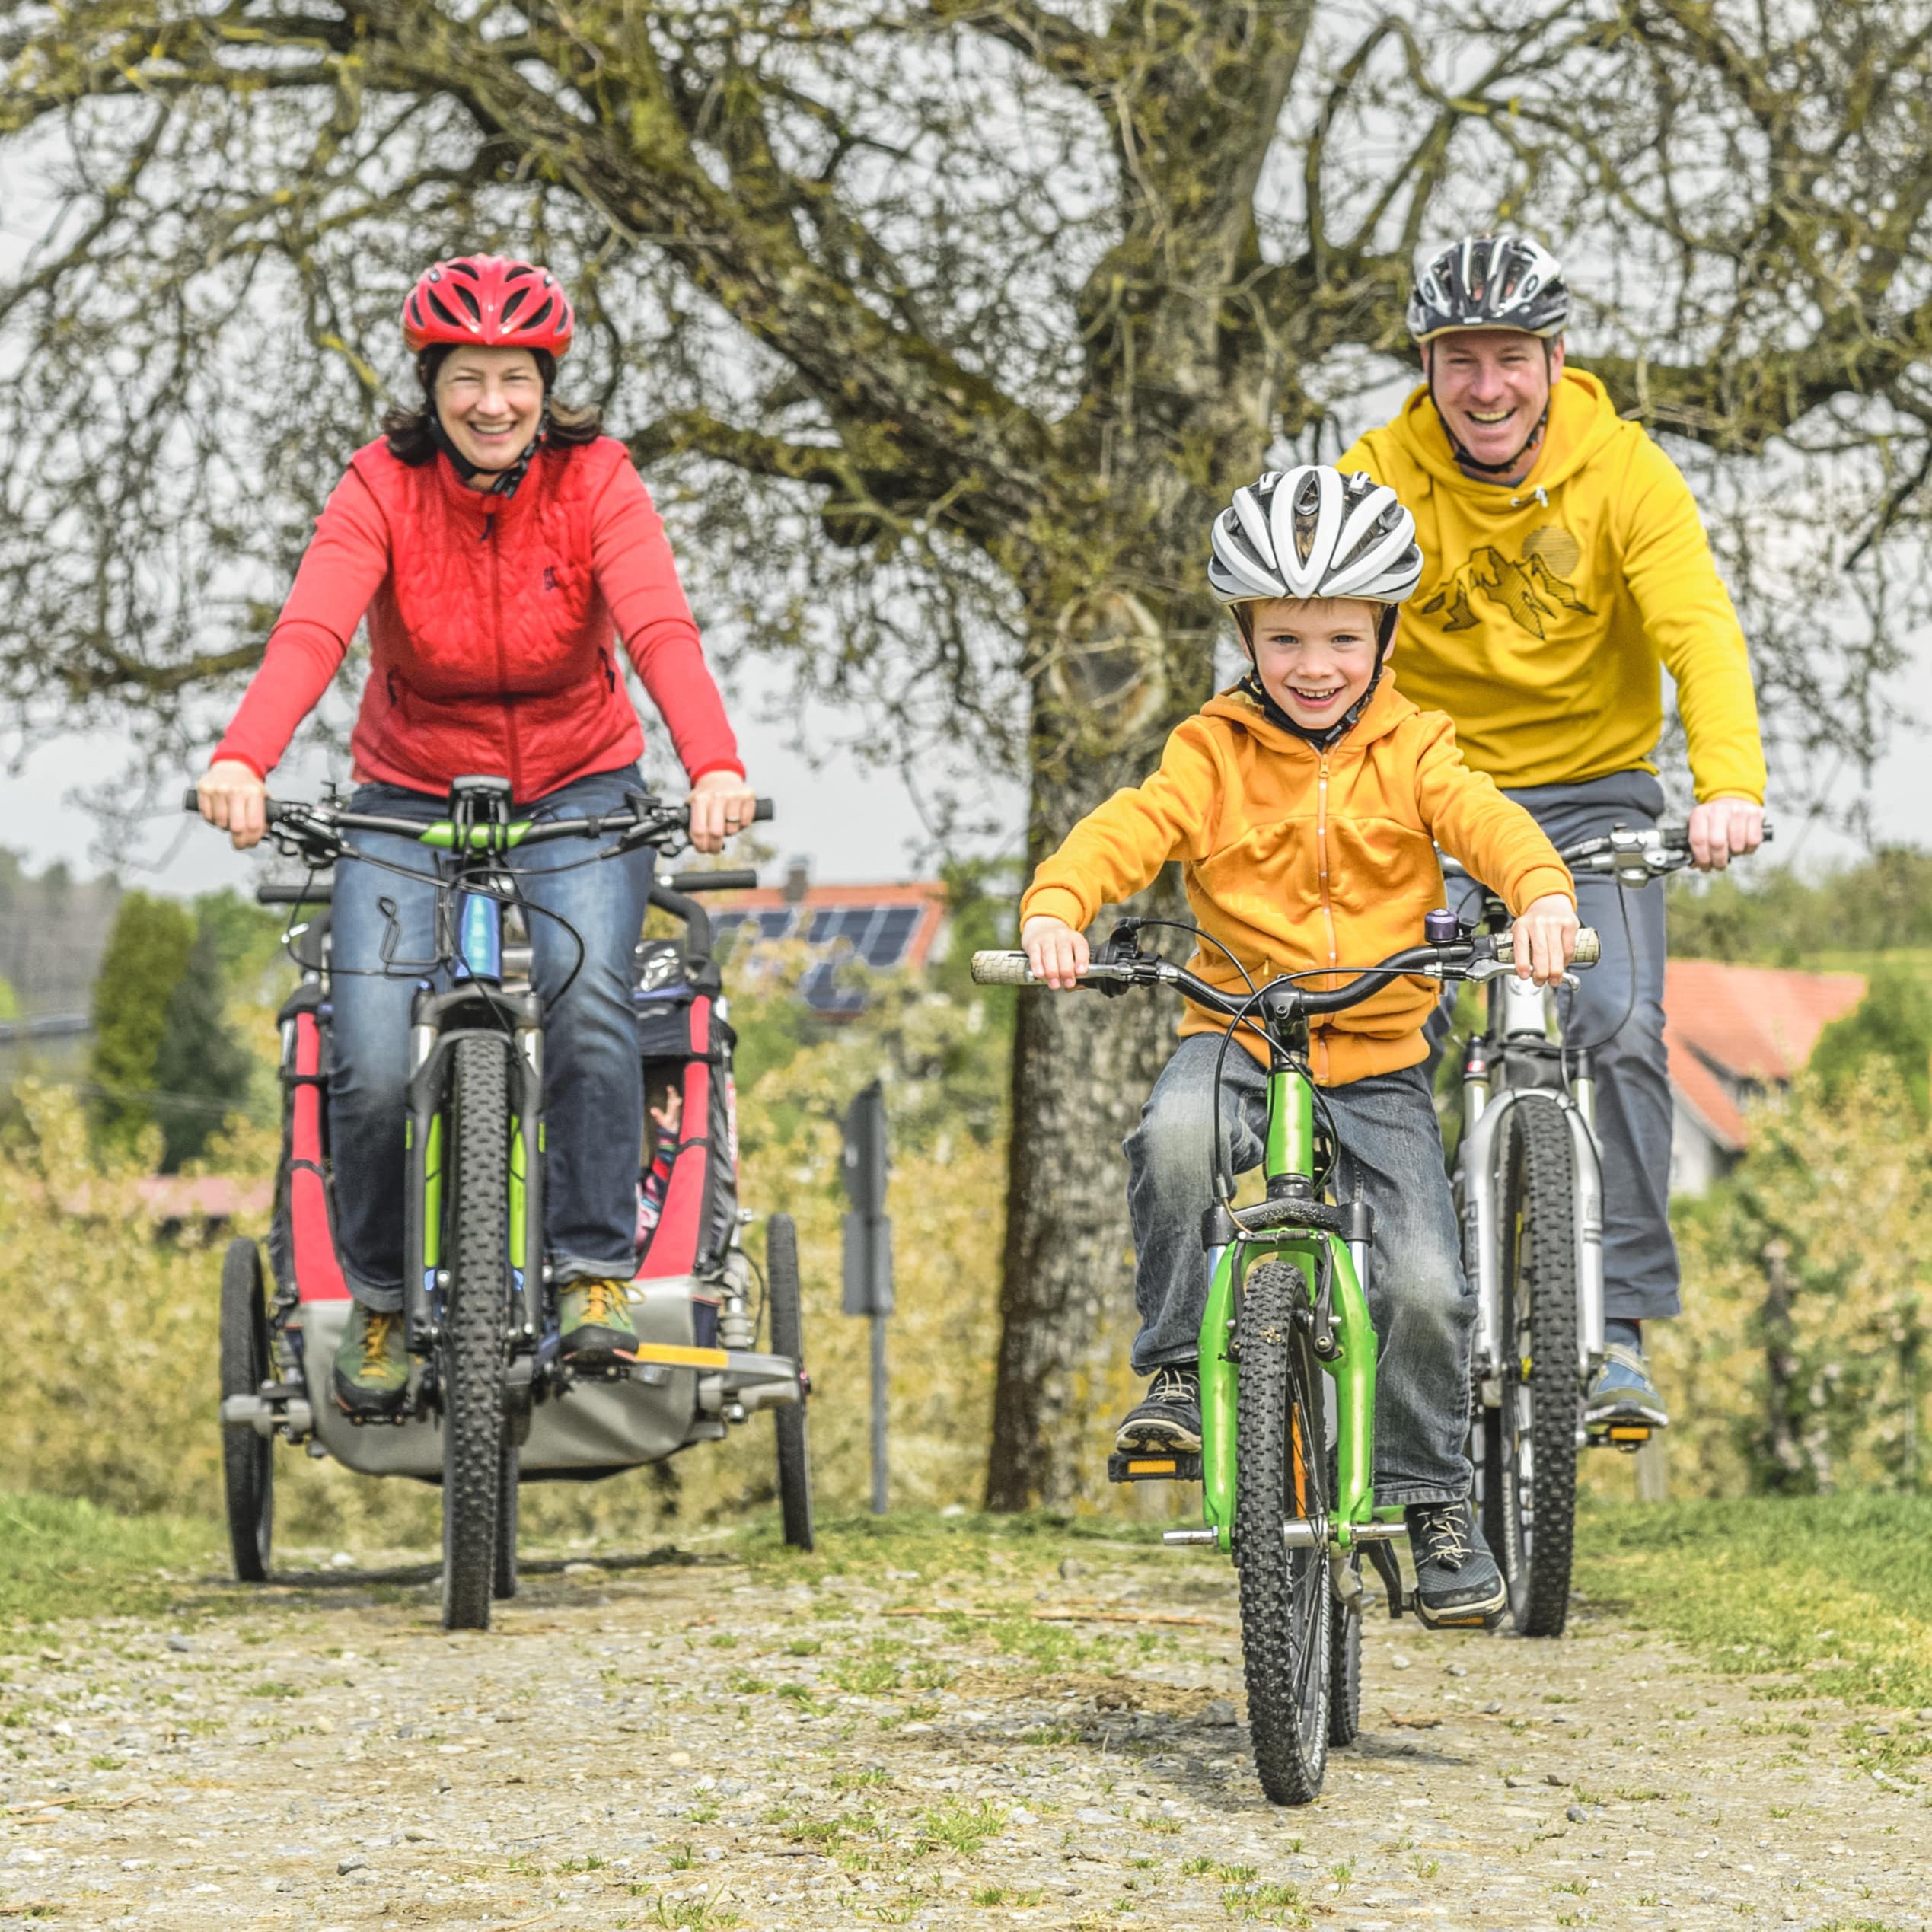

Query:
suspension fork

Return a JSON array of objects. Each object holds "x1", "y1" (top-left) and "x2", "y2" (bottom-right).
[{"x1": 1198, "y1": 1232, "x2": 1377, "y2": 1551}]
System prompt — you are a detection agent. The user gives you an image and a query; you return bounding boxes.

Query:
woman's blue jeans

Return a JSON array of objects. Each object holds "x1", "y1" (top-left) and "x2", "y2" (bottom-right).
[{"x1": 327, "y1": 764, "x2": 653, "y2": 1311}]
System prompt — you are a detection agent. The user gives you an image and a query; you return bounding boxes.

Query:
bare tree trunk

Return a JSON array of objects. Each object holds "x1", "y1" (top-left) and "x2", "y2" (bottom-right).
[{"x1": 984, "y1": 585, "x2": 1207, "y2": 1509}]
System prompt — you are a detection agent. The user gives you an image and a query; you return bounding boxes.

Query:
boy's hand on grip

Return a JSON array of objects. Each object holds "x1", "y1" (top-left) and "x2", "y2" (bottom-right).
[
  {"x1": 1022, "y1": 914, "x2": 1089, "y2": 991},
  {"x1": 1513, "y1": 892, "x2": 1580, "y2": 987}
]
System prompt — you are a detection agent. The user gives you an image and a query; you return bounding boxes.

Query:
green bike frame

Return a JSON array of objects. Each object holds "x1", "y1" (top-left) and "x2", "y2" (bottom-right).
[{"x1": 1194, "y1": 1057, "x2": 1399, "y2": 1554}]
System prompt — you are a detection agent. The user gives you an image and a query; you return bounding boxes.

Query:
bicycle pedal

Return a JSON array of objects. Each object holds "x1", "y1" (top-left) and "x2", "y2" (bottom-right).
[{"x1": 1108, "y1": 1450, "x2": 1202, "y2": 1484}]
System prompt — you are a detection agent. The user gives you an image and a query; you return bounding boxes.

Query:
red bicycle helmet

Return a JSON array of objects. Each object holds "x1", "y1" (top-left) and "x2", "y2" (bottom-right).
[{"x1": 402, "y1": 254, "x2": 575, "y2": 357}]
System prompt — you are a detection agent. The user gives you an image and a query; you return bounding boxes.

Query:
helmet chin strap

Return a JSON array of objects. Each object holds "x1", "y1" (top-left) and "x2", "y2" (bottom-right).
[
  {"x1": 428, "y1": 406, "x2": 551, "y2": 500},
  {"x1": 1238, "y1": 605, "x2": 1399, "y2": 751},
  {"x1": 1427, "y1": 340, "x2": 1554, "y2": 480}
]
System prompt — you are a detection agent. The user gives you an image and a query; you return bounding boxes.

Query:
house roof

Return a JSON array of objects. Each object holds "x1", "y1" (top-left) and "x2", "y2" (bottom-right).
[
  {"x1": 712, "y1": 882, "x2": 948, "y2": 1012},
  {"x1": 1664, "y1": 959, "x2": 1867, "y2": 1153}
]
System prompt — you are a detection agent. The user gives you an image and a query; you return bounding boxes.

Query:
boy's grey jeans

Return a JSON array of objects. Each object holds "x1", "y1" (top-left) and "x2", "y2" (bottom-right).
[{"x1": 1125, "y1": 1039, "x2": 1473, "y2": 1507}]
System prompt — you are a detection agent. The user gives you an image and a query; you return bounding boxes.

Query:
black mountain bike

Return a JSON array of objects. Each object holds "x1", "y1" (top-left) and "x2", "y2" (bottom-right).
[{"x1": 192, "y1": 777, "x2": 811, "y2": 1628}]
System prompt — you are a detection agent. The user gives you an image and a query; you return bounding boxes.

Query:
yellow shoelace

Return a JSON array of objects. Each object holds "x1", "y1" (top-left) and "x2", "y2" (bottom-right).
[
  {"x1": 360, "y1": 1310, "x2": 401, "y2": 1374},
  {"x1": 579, "y1": 1280, "x2": 630, "y2": 1327}
]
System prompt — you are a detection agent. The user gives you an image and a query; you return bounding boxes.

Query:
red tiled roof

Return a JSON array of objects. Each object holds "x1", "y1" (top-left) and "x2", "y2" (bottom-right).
[{"x1": 1664, "y1": 960, "x2": 1867, "y2": 1153}]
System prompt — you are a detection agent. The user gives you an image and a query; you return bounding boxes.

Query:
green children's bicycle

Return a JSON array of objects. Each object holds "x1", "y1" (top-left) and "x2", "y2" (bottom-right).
[{"x1": 974, "y1": 913, "x2": 1598, "y2": 1804}]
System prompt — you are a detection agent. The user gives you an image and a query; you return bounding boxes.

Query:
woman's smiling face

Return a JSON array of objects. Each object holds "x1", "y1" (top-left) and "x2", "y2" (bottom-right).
[
  {"x1": 1246, "y1": 597, "x2": 1382, "y2": 730},
  {"x1": 433, "y1": 346, "x2": 544, "y2": 482}
]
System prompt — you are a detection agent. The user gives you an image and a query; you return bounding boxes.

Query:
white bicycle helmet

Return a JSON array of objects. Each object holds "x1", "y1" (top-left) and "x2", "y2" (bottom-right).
[
  {"x1": 1207, "y1": 466, "x2": 1423, "y2": 610},
  {"x1": 1408, "y1": 234, "x2": 1569, "y2": 343}
]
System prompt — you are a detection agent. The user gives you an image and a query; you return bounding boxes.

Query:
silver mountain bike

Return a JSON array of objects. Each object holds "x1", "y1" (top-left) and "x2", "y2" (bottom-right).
[{"x1": 1446, "y1": 818, "x2": 1770, "y2": 1637}]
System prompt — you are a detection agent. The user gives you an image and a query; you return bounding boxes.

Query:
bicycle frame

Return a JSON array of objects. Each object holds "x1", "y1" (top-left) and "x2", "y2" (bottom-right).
[{"x1": 1196, "y1": 1055, "x2": 1392, "y2": 1555}]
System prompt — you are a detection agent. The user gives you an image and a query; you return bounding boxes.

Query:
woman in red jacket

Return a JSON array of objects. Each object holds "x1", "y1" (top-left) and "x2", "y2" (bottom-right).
[{"x1": 197, "y1": 254, "x2": 757, "y2": 1417}]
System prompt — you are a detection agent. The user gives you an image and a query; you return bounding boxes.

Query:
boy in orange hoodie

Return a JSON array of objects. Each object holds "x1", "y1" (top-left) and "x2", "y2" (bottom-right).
[{"x1": 1020, "y1": 467, "x2": 1579, "y2": 1627}]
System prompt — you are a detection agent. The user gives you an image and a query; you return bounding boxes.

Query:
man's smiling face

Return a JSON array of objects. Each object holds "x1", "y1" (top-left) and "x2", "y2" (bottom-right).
[
  {"x1": 1423, "y1": 327, "x2": 1564, "y2": 478},
  {"x1": 1246, "y1": 597, "x2": 1382, "y2": 731}
]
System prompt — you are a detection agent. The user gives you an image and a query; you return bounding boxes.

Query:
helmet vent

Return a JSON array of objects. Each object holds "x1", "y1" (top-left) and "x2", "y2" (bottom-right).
[
  {"x1": 426, "y1": 289, "x2": 464, "y2": 329},
  {"x1": 500, "y1": 285, "x2": 529, "y2": 326},
  {"x1": 522, "y1": 296, "x2": 556, "y2": 335},
  {"x1": 452, "y1": 282, "x2": 483, "y2": 324}
]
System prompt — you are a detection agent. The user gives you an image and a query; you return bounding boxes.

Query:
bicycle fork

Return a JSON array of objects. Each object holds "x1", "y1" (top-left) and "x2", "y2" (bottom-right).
[
  {"x1": 1196, "y1": 1232, "x2": 1382, "y2": 1554},
  {"x1": 1462, "y1": 1087, "x2": 1606, "y2": 1388}
]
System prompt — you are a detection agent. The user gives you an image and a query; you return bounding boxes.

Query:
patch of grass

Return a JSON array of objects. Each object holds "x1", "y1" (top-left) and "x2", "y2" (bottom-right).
[
  {"x1": 831, "y1": 1767, "x2": 890, "y2": 1791},
  {"x1": 1219, "y1": 1878, "x2": 1306, "y2": 1923},
  {"x1": 833, "y1": 1658, "x2": 901, "y2": 1695},
  {"x1": 1576, "y1": 1497, "x2": 1932, "y2": 1710},
  {"x1": 917, "y1": 1797, "x2": 1006, "y2": 1856},
  {"x1": 0, "y1": 1492, "x2": 222, "y2": 1630}
]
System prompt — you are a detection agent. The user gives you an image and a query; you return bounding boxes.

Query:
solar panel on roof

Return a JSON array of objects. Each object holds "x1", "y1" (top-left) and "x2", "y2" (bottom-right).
[
  {"x1": 754, "y1": 909, "x2": 795, "y2": 940},
  {"x1": 861, "y1": 906, "x2": 921, "y2": 967},
  {"x1": 800, "y1": 960, "x2": 868, "y2": 1014}
]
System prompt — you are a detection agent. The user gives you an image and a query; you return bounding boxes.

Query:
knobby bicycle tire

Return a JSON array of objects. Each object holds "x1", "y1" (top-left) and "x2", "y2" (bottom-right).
[
  {"x1": 1234, "y1": 1259, "x2": 1332, "y2": 1804},
  {"x1": 765, "y1": 1213, "x2": 815, "y2": 1551},
  {"x1": 442, "y1": 1035, "x2": 512, "y2": 1632},
  {"x1": 1328, "y1": 1557, "x2": 1363, "y2": 1746},
  {"x1": 493, "y1": 1440, "x2": 519, "y2": 1601},
  {"x1": 218, "y1": 1237, "x2": 273, "y2": 1583},
  {"x1": 1498, "y1": 1098, "x2": 1579, "y2": 1638}
]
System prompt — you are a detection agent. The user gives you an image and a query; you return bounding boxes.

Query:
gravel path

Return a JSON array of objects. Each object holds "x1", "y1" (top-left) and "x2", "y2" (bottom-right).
[{"x1": 2, "y1": 1529, "x2": 1924, "y2": 1930}]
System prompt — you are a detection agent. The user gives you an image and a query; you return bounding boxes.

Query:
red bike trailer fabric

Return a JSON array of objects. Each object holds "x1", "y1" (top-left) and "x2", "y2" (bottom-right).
[
  {"x1": 636, "y1": 979, "x2": 739, "y2": 1281},
  {"x1": 287, "y1": 1008, "x2": 351, "y2": 1304}
]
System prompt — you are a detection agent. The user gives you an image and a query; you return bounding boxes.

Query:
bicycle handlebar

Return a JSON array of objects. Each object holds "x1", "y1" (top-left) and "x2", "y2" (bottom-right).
[
  {"x1": 971, "y1": 926, "x2": 1599, "y2": 1017},
  {"x1": 1439, "y1": 813, "x2": 1774, "y2": 885},
  {"x1": 183, "y1": 787, "x2": 773, "y2": 852}
]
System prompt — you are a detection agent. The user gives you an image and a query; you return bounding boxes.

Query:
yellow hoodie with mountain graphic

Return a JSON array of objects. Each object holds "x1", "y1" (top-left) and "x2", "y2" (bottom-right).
[{"x1": 1336, "y1": 369, "x2": 1765, "y2": 802}]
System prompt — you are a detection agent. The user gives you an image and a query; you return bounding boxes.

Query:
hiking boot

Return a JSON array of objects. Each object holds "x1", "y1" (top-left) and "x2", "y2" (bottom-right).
[
  {"x1": 1404, "y1": 1498, "x2": 1506, "y2": 1630},
  {"x1": 1114, "y1": 1364, "x2": 1202, "y2": 1455},
  {"x1": 559, "y1": 1278, "x2": 639, "y2": 1361},
  {"x1": 1585, "y1": 1343, "x2": 1669, "y2": 1430},
  {"x1": 331, "y1": 1304, "x2": 409, "y2": 1418}
]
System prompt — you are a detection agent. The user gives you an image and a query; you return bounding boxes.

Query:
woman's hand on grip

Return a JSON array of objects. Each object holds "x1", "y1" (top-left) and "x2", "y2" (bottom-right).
[
  {"x1": 687, "y1": 770, "x2": 758, "y2": 854},
  {"x1": 198, "y1": 760, "x2": 269, "y2": 850}
]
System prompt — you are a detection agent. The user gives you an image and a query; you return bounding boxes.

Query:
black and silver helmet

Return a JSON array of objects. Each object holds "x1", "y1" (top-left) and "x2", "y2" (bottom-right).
[
  {"x1": 1407, "y1": 234, "x2": 1569, "y2": 343},
  {"x1": 1208, "y1": 466, "x2": 1423, "y2": 609}
]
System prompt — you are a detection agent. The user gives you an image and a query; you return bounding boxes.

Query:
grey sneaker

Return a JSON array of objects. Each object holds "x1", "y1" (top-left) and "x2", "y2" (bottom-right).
[
  {"x1": 1114, "y1": 1365, "x2": 1202, "y2": 1454},
  {"x1": 1585, "y1": 1343, "x2": 1669, "y2": 1430},
  {"x1": 1404, "y1": 1499, "x2": 1506, "y2": 1630},
  {"x1": 331, "y1": 1304, "x2": 409, "y2": 1418}
]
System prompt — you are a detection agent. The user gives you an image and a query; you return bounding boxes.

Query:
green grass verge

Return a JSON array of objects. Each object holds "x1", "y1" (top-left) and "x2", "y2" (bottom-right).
[
  {"x1": 1576, "y1": 1494, "x2": 1932, "y2": 1710},
  {"x1": 0, "y1": 1492, "x2": 222, "y2": 1631}
]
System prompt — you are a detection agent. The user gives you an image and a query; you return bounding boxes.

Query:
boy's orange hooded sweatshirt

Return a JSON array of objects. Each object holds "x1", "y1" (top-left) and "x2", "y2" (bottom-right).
[{"x1": 1019, "y1": 678, "x2": 1574, "y2": 1085}]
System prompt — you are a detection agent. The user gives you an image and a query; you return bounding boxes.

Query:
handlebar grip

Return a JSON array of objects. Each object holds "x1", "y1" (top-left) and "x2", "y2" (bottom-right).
[
  {"x1": 182, "y1": 786, "x2": 202, "y2": 814},
  {"x1": 665, "y1": 869, "x2": 760, "y2": 894},
  {"x1": 256, "y1": 880, "x2": 333, "y2": 906},
  {"x1": 754, "y1": 799, "x2": 774, "y2": 822},
  {"x1": 1491, "y1": 927, "x2": 1599, "y2": 967},
  {"x1": 971, "y1": 950, "x2": 1035, "y2": 987}
]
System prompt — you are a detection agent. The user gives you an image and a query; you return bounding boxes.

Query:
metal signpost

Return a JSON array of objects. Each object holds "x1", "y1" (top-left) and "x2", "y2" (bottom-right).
[{"x1": 842, "y1": 1080, "x2": 893, "y2": 1514}]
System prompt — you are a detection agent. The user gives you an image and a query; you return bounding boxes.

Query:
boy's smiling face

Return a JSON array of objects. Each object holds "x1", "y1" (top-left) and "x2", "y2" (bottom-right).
[{"x1": 1245, "y1": 597, "x2": 1383, "y2": 731}]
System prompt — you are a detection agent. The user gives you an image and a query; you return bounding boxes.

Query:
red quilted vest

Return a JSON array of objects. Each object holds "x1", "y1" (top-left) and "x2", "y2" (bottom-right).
[{"x1": 346, "y1": 436, "x2": 644, "y2": 799}]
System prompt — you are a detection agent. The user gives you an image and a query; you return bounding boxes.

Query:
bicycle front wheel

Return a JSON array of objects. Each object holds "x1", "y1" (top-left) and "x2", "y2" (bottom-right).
[
  {"x1": 1497, "y1": 1098, "x2": 1579, "y2": 1637},
  {"x1": 441, "y1": 1035, "x2": 512, "y2": 1632},
  {"x1": 1234, "y1": 1259, "x2": 1332, "y2": 1805}
]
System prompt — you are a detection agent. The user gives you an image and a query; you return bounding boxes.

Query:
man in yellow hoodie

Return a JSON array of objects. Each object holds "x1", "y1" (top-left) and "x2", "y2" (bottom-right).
[
  {"x1": 1337, "y1": 234, "x2": 1768, "y2": 1430},
  {"x1": 1021, "y1": 466, "x2": 1579, "y2": 1628}
]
